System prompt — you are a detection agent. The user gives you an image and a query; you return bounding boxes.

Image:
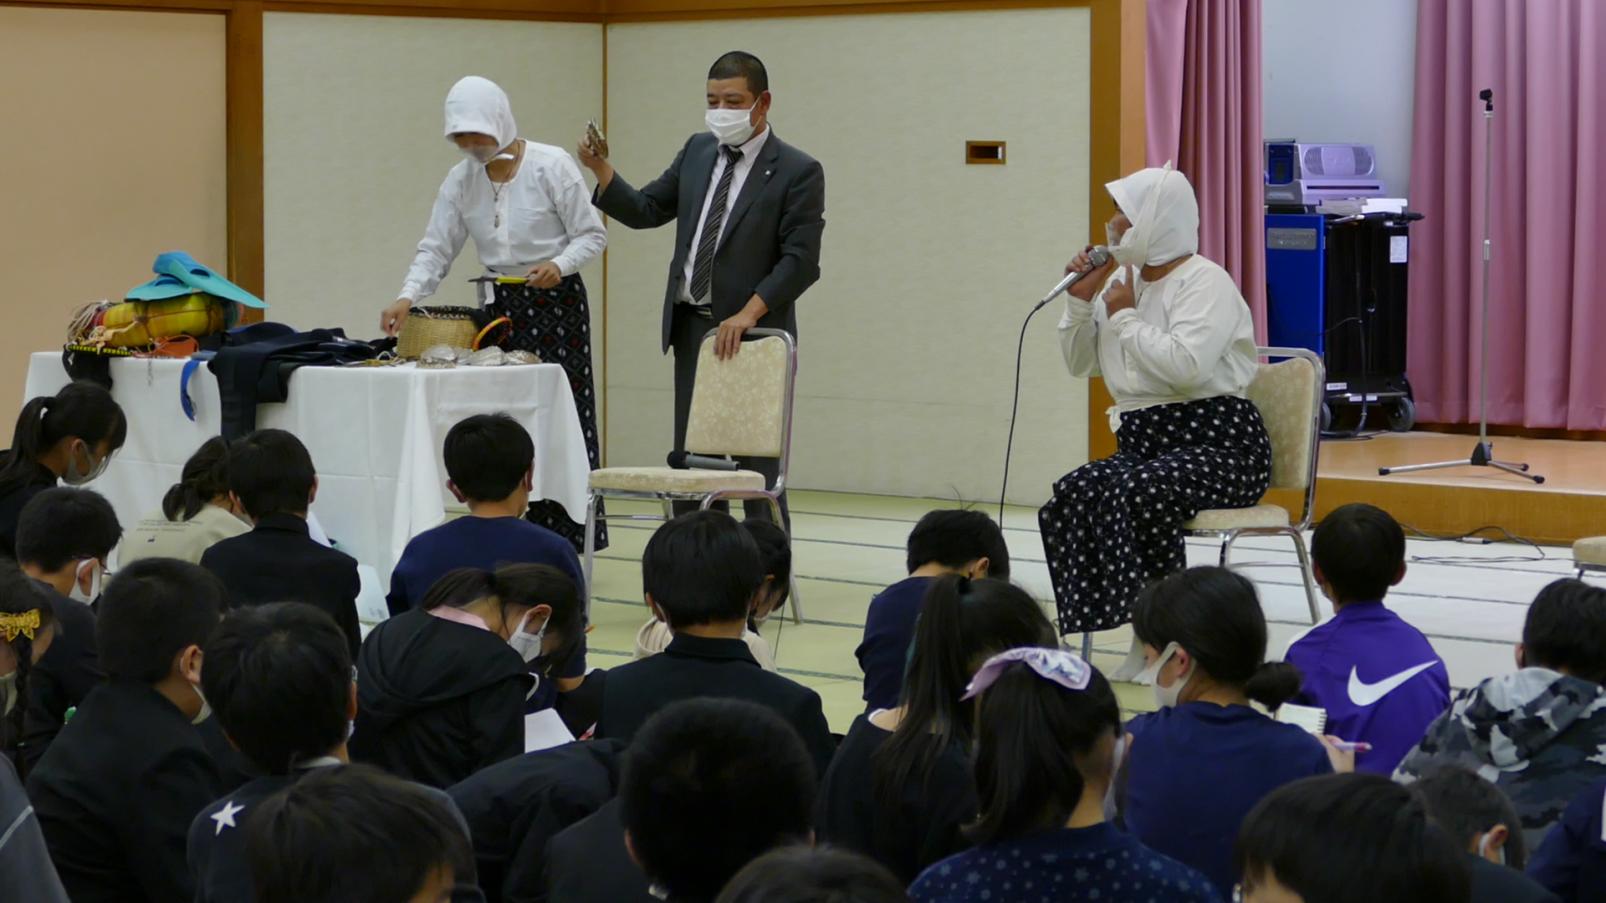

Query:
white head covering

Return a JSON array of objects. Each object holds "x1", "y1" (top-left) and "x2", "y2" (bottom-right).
[
  {"x1": 1105, "y1": 162, "x2": 1200, "y2": 267},
  {"x1": 443, "y1": 76, "x2": 518, "y2": 150}
]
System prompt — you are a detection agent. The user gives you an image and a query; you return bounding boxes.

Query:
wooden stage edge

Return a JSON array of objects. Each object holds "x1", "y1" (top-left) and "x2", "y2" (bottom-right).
[{"x1": 1310, "y1": 431, "x2": 1605, "y2": 547}]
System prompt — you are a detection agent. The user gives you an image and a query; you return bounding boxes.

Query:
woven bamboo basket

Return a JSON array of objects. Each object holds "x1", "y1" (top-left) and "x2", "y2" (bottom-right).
[{"x1": 397, "y1": 306, "x2": 483, "y2": 359}]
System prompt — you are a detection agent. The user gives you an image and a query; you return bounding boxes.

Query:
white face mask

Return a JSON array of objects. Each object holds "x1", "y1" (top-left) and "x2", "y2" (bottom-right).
[
  {"x1": 0, "y1": 671, "x2": 17, "y2": 717},
  {"x1": 1137, "y1": 641, "x2": 1192, "y2": 709},
  {"x1": 63, "y1": 441, "x2": 109, "y2": 486},
  {"x1": 190, "y1": 679, "x2": 211, "y2": 725},
  {"x1": 1476, "y1": 832, "x2": 1506, "y2": 866},
  {"x1": 70, "y1": 559, "x2": 102, "y2": 604},
  {"x1": 507, "y1": 610, "x2": 548, "y2": 664},
  {"x1": 706, "y1": 106, "x2": 758, "y2": 146},
  {"x1": 1110, "y1": 163, "x2": 1177, "y2": 268}
]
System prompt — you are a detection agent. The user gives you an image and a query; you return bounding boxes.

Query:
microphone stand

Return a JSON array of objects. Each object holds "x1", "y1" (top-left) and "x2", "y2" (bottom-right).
[{"x1": 1379, "y1": 88, "x2": 1542, "y2": 484}]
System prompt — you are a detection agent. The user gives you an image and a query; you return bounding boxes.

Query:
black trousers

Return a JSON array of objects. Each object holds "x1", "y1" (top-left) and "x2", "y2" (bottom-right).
[{"x1": 670, "y1": 303, "x2": 789, "y2": 527}]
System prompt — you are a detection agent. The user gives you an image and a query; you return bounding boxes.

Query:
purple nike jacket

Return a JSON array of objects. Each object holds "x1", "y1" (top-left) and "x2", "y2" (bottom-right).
[{"x1": 1286, "y1": 601, "x2": 1451, "y2": 774}]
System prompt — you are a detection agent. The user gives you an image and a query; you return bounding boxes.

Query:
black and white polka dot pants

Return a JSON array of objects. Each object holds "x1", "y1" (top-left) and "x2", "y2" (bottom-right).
[{"x1": 1038, "y1": 395, "x2": 1272, "y2": 635}]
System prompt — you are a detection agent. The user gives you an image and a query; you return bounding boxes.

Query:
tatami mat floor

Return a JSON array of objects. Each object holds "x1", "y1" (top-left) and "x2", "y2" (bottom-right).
[{"x1": 587, "y1": 490, "x2": 1577, "y2": 734}]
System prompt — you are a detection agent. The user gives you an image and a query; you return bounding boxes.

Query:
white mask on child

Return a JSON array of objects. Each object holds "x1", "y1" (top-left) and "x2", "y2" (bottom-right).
[
  {"x1": 1476, "y1": 832, "x2": 1506, "y2": 866},
  {"x1": 1136, "y1": 642, "x2": 1192, "y2": 709},
  {"x1": 507, "y1": 610, "x2": 548, "y2": 664},
  {"x1": 190, "y1": 681, "x2": 211, "y2": 725},
  {"x1": 70, "y1": 559, "x2": 102, "y2": 604}
]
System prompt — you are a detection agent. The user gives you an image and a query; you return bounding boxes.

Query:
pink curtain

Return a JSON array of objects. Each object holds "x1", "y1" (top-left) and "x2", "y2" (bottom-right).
[
  {"x1": 1146, "y1": 0, "x2": 1267, "y2": 342},
  {"x1": 1409, "y1": 0, "x2": 1606, "y2": 430}
]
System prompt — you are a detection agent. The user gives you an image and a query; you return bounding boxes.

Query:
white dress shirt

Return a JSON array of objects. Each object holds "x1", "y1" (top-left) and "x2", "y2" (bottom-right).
[
  {"x1": 677, "y1": 125, "x2": 772, "y2": 305},
  {"x1": 1059, "y1": 255, "x2": 1259, "y2": 433},
  {"x1": 400, "y1": 140, "x2": 608, "y2": 303}
]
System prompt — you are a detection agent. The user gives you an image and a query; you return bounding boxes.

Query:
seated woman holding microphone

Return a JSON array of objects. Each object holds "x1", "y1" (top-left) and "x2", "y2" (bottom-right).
[{"x1": 1039, "y1": 163, "x2": 1268, "y2": 660}]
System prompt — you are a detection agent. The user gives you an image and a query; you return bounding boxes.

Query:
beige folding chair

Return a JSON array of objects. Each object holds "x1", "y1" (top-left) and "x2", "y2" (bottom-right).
[
  {"x1": 582, "y1": 328, "x2": 801, "y2": 622},
  {"x1": 1575, "y1": 537, "x2": 1606, "y2": 580},
  {"x1": 1182, "y1": 346, "x2": 1326, "y2": 625}
]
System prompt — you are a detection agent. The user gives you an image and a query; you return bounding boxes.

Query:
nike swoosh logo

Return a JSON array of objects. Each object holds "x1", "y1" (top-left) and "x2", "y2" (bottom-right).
[{"x1": 1347, "y1": 661, "x2": 1438, "y2": 707}]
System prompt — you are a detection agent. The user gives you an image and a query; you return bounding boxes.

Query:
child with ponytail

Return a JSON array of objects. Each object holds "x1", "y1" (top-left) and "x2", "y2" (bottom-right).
[
  {"x1": 909, "y1": 647, "x2": 1215, "y2": 903},
  {"x1": 0, "y1": 382, "x2": 127, "y2": 557},
  {"x1": 1120, "y1": 566, "x2": 1342, "y2": 898},
  {"x1": 817, "y1": 575, "x2": 1056, "y2": 882},
  {"x1": 121, "y1": 437, "x2": 249, "y2": 566}
]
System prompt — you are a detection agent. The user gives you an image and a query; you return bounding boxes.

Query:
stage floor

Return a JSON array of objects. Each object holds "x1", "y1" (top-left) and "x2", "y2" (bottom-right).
[{"x1": 1314, "y1": 431, "x2": 1605, "y2": 545}]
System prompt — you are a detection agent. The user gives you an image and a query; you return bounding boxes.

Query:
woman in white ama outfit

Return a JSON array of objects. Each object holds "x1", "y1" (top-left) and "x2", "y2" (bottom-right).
[
  {"x1": 1039, "y1": 164, "x2": 1269, "y2": 649},
  {"x1": 382, "y1": 76, "x2": 608, "y2": 549}
]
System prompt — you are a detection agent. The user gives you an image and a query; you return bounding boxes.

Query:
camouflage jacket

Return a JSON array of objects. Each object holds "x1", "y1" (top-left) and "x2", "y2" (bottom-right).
[{"x1": 1394, "y1": 668, "x2": 1606, "y2": 849}]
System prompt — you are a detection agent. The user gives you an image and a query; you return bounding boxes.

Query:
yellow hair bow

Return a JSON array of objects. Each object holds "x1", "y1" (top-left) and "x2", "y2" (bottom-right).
[{"x1": 0, "y1": 609, "x2": 41, "y2": 642}]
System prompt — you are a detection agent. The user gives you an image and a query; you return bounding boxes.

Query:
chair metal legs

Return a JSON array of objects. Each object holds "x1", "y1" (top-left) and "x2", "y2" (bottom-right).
[
  {"x1": 765, "y1": 494, "x2": 804, "y2": 624},
  {"x1": 1218, "y1": 528, "x2": 1322, "y2": 625},
  {"x1": 581, "y1": 492, "x2": 599, "y2": 619},
  {"x1": 1288, "y1": 532, "x2": 1323, "y2": 625}
]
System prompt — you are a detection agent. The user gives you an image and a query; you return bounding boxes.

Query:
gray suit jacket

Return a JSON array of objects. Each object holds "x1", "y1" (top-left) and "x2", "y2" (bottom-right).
[{"x1": 593, "y1": 129, "x2": 825, "y2": 352}]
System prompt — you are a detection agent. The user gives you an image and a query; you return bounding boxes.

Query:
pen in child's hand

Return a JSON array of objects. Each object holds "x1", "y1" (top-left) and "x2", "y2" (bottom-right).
[{"x1": 1326, "y1": 740, "x2": 1372, "y2": 753}]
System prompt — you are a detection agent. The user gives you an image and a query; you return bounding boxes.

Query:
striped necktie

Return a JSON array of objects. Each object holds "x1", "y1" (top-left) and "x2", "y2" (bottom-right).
[{"x1": 689, "y1": 145, "x2": 744, "y2": 302}]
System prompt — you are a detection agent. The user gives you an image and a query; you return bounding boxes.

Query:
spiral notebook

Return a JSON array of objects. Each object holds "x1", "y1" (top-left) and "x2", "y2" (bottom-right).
[{"x1": 1275, "y1": 703, "x2": 1328, "y2": 736}]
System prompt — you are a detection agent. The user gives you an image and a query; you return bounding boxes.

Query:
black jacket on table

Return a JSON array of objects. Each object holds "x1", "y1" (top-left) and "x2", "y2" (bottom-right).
[
  {"x1": 596, "y1": 633, "x2": 836, "y2": 775},
  {"x1": 544, "y1": 798, "x2": 654, "y2": 903},
  {"x1": 189, "y1": 763, "x2": 487, "y2": 903},
  {"x1": 447, "y1": 739, "x2": 626, "y2": 903},
  {"x1": 26, "y1": 679, "x2": 229, "y2": 903},
  {"x1": 199, "y1": 512, "x2": 362, "y2": 658},
  {"x1": 16, "y1": 583, "x2": 100, "y2": 771},
  {"x1": 350, "y1": 607, "x2": 534, "y2": 788},
  {"x1": 592, "y1": 130, "x2": 825, "y2": 353}
]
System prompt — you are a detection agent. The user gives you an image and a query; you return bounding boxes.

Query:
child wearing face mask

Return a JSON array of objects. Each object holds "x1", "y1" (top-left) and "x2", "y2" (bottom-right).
[
  {"x1": 1118, "y1": 567, "x2": 1339, "y2": 899},
  {"x1": 352, "y1": 564, "x2": 581, "y2": 788},
  {"x1": 26, "y1": 558, "x2": 230, "y2": 903},
  {"x1": 11, "y1": 488, "x2": 121, "y2": 771},
  {"x1": 634, "y1": 518, "x2": 791, "y2": 670},
  {"x1": 0, "y1": 381, "x2": 127, "y2": 559}
]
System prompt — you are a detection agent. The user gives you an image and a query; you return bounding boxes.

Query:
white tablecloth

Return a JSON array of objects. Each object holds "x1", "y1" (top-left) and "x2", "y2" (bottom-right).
[{"x1": 24, "y1": 352, "x2": 590, "y2": 589}]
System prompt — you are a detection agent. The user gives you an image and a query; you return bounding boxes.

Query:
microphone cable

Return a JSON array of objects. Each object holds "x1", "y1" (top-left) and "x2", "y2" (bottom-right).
[
  {"x1": 999, "y1": 248, "x2": 1110, "y2": 526},
  {"x1": 998, "y1": 302, "x2": 1051, "y2": 526}
]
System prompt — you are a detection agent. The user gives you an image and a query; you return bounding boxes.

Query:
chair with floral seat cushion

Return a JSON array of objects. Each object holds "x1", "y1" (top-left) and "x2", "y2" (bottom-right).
[
  {"x1": 582, "y1": 329, "x2": 802, "y2": 622},
  {"x1": 1182, "y1": 347, "x2": 1326, "y2": 625}
]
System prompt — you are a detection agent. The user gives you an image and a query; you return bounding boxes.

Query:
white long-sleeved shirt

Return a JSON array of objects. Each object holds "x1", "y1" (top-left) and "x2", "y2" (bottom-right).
[
  {"x1": 1059, "y1": 255, "x2": 1258, "y2": 433},
  {"x1": 399, "y1": 140, "x2": 607, "y2": 303},
  {"x1": 678, "y1": 125, "x2": 772, "y2": 305}
]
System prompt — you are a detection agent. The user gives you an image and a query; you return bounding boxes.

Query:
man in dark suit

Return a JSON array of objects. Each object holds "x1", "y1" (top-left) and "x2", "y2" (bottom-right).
[
  {"x1": 592, "y1": 511, "x2": 834, "y2": 773},
  {"x1": 199, "y1": 429, "x2": 362, "y2": 658},
  {"x1": 581, "y1": 50, "x2": 825, "y2": 523}
]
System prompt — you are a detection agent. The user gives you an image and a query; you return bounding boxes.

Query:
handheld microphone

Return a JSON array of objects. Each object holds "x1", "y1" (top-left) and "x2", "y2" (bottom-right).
[
  {"x1": 1034, "y1": 246, "x2": 1112, "y2": 312},
  {"x1": 667, "y1": 451, "x2": 740, "y2": 471}
]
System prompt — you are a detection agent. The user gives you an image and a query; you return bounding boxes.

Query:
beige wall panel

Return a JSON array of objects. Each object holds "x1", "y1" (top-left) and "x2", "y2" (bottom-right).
[
  {"x1": 605, "y1": 8, "x2": 1091, "y2": 503},
  {"x1": 262, "y1": 13, "x2": 605, "y2": 377},
  {"x1": 0, "y1": 7, "x2": 228, "y2": 441}
]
